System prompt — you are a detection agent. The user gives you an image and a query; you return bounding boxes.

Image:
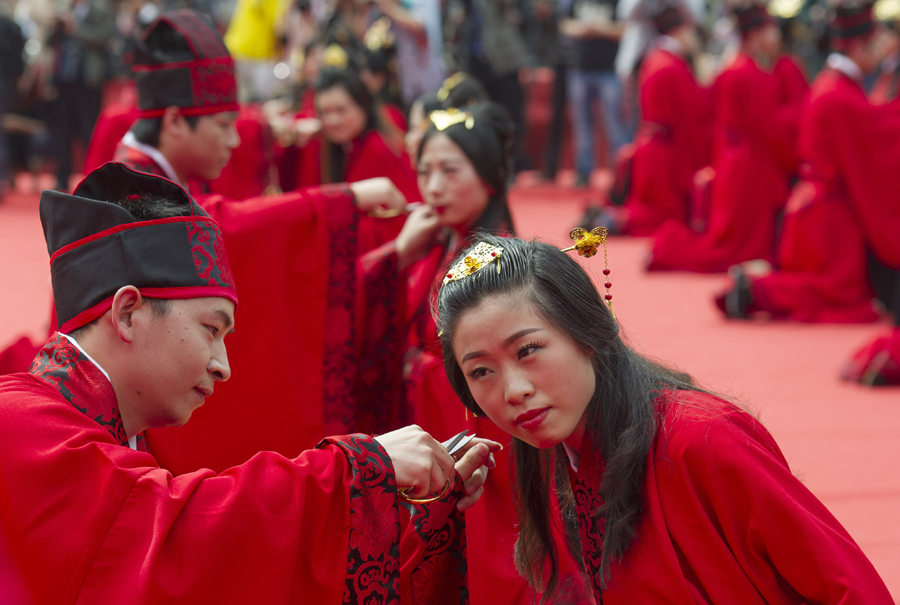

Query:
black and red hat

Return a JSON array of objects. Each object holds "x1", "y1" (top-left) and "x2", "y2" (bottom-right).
[
  {"x1": 733, "y1": 2, "x2": 775, "y2": 37},
  {"x1": 41, "y1": 163, "x2": 238, "y2": 333},
  {"x1": 131, "y1": 10, "x2": 239, "y2": 119},
  {"x1": 830, "y1": 1, "x2": 877, "y2": 49}
]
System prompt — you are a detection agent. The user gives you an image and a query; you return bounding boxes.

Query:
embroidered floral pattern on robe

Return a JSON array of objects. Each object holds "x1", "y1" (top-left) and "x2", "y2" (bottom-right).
[
  {"x1": 574, "y1": 434, "x2": 606, "y2": 604},
  {"x1": 318, "y1": 434, "x2": 402, "y2": 604},
  {"x1": 30, "y1": 333, "x2": 132, "y2": 447}
]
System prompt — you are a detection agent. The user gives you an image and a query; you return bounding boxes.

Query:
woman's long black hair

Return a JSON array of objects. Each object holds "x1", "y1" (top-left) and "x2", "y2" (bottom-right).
[
  {"x1": 417, "y1": 101, "x2": 516, "y2": 234},
  {"x1": 436, "y1": 234, "x2": 702, "y2": 598}
]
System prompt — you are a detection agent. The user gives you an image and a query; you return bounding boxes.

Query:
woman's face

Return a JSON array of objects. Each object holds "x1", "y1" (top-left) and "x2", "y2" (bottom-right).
[
  {"x1": 316, "y1": 85, "x2": 367, "y2": 145},
  {"x1": 452, "y1": 294, "x2": 596, "y2": 450},
  {"x1": 417, "y1": 132, "x2": 491, "y2": 232}
]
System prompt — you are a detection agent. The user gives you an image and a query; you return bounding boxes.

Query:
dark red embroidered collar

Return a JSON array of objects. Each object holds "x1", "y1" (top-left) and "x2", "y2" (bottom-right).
[
  {"x1": 573, "y1": 434, "x2": 606, "y2": 603},
  {"x1": 30, "y1": 333, "x2": 145, "y2": 450}
]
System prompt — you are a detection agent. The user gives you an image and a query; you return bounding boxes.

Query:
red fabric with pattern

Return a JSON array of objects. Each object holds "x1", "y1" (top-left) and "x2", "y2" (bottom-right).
[
  {"x1": 649, "y1": 53, "x2": 806, "y2": 272},
  {"x1": 623, "y1": 47, "x2": 713, "y2": 236},
  {"x1": 30, "y1": 333, "x2": 127, "y2": 445},
  {"x1": 567, "y1": 390, "x2": 893, "y2": 603}
]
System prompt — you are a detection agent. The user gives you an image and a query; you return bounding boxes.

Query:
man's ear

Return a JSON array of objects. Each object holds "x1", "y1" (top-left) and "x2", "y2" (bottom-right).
[
  {"x1": 161, "y1": 106, "x2": 186, "y2": 140},
  {"x1": 109, "y1": 286, "x2": 144, "y2": 343}
]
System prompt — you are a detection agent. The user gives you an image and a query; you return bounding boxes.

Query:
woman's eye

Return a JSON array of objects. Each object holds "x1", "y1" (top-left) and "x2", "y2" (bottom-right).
[
  {"x1": 516, "y1": 342, "x2": 541, "y2": 360},
  {"x1": 467, "y1": 367, "x2": 489, "y2": 380}
]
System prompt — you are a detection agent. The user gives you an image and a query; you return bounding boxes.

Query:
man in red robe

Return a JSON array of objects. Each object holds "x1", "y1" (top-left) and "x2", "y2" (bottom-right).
[
  {"x1": 718, "y1": 3, "x2": 900, "y2": 385},
  {"x1": 0, "y1": 163, "x2": 498, "y2": 604},
  {"x1": 617, "y1": 4, "x2": 713, "y2": 236},
  {"x1": 716, "y1": 2, "x2": 899, "y2": 331},
  {"x1": 648, "y1": 2, "x2": 806, "y2": 272}
]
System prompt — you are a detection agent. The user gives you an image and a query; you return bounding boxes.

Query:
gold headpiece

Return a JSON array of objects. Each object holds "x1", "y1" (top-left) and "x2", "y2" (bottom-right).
[
  {"x1": 442, "y1": 242, "x2": 503, "y2": 286},
  {"x1": 429, "y1": 108, "x2": 474, "y2": 132},
  {"x1": 561, "y1": 227, "x2": 616, "y2": 320},
  {"x1": 436, "y1": 72, "x2": 468, "y2": 101},
  {"x1": 322, "y1": 44, "x2": 350, "y2": 69},
  {"x1": 364, "y1": 17, "x2": 395, "y2": 51}
]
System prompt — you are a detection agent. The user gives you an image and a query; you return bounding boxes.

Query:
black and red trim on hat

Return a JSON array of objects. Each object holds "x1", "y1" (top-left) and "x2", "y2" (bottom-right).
[
  {"x1": 132, "y1": 10, "x2": 239, "y2": 119},
  {"x1": 830, "y1": 2, "x2": 876, "y2": 49},
  {"x1": 41, "y1": 162, "x2": 238, "y2": 333},
  {"x1": 733, "y1": 3, "x2": 774, "y2": 37}
]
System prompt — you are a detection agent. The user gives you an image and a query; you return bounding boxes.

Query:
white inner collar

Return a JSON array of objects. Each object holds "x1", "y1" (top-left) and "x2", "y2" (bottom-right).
[
  {"x1": 826, "y1": 53, "x2": 864, "y2": 83},
  {"x1": 121, "y1": 131, "x2": 185, "y2": 188}
]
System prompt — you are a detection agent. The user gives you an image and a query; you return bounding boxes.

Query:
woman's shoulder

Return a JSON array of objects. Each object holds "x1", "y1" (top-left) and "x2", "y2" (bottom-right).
[{"x1": 654, "y1": 389, "x2": 786, "y2": 467}]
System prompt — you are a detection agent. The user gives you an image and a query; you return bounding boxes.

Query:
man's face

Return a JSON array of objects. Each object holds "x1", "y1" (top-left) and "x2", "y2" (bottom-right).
[
  {"x1": 129, "y1": 297, "x2": 234, "y2": 429},
  {"x1": 182, "y1": 112, "x2": 241, "y2": 181}
]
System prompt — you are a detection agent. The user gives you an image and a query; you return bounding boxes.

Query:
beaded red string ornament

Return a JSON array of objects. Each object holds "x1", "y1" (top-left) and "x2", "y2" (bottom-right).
[{"x1": 561, "y1": 227, "x2": 616, "y2": 320}]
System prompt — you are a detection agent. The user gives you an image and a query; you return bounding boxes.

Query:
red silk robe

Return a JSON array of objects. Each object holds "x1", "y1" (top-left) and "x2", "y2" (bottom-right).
[
  {"x1": 572, "y1": 390, "x2": 893, "y2": 603},
  {"x1": 0, "y1": 334, "x2": 468, "y2": 604},
  {"x1": 649, "y1": 53, "x2": 805, "y2": 272},
  {"x1": 357, "y1": 242, "x2": 594, "y2": 605},
  {"x1": 748, "y1": 68, "x2": 900, "y2": 322},
  {"x1": 624, "y1": 45, "x2": 713, "y2": 236},
  {"x1": 83, "y1": 102, "x2": 141, "y2": 174}
]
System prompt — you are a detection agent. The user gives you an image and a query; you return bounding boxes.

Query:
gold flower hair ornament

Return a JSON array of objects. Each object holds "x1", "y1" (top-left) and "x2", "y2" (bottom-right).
[
  {"x1": 436, "y1": 72, "x2": 468, "y2": 101},
  {"x1": 442, "y1": 242, "x2": 503, "y2": 286},
  {"x1": 322, "y1": 44, "x2": 350, "y2": 69},
  {"x1": 561, "y1": 227, "x2": 617, "y2": 321},
  {"x1": 364, "y1": 17, "x2": 395, "y2": 51},
  {"x1": 429, "y1": 108, "x2": 474, "y2": 132}
]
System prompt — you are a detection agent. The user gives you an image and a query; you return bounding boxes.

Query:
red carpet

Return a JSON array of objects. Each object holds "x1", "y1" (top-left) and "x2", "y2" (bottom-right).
[{"x1": 1, "y1": 173, "x2": 897, "y2": 599}]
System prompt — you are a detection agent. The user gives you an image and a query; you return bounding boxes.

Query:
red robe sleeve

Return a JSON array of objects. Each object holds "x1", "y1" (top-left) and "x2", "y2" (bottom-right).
[
  {"x1": 0, "y1": 376, "x2": 469, "y2": 604},
  {"x1": 145, "y1": 185, "x2": 362, "y2": 473},
  {"x1": 824, "y1": 77, "x2": 900, "y2": 269},
  {"x1": 602, "y1": 392, "x2": 894, "y2": 603},
  {"x1": 83, "y1": 102, "x2": 139, "y2": 173}
]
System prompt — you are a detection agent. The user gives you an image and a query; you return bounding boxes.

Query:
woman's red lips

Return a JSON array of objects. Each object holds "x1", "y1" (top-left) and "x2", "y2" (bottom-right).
[{"x1": 515, "y1": 407, "x2": 549, "y2": 425}]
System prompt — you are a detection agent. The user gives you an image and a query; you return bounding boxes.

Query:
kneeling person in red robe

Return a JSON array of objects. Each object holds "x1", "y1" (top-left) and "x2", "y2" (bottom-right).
[{"x1": 0, "y1": 163, "x2": 498, "y2": 604}]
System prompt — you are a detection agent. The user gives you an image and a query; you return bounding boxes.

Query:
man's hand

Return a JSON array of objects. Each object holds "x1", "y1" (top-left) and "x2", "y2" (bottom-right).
[
  {"x1": 451, "y1": 438, "x2": 502, "y2": 511},
  {"x1": 350, "y1": 177, "x2": 407, "y2": 215},
  {"x1": 378, "y1": 425, "x2": 457, "y2": 499}
]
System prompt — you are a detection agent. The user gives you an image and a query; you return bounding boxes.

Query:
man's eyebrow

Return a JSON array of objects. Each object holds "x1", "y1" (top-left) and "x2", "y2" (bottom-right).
[
  {"x1": 460, "y1": 328, "x2": 543, "y2": 364},
  {"x1": 215, "y1": 309, "x2": 235, "y2": 333}
]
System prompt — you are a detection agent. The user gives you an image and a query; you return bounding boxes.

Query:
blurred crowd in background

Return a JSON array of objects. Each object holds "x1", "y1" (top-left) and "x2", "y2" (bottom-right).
[{"x1": 0, "y1": 0, "x2": 898, "y2": 198}]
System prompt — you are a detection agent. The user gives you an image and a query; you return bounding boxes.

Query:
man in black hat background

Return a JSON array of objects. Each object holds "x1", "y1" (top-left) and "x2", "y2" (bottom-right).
[{"x1": 0, "y1": 163, "x2": 497, "y2": 604}]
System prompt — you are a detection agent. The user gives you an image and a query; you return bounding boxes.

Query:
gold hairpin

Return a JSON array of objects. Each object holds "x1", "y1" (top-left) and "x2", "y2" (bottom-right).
[
  {"x1": 561, "y1": 227, "x2": 616, "y2": 320},
  {"x1": 322, "y1": 44, "x2": 349, "y2": 69},
  {"x1": 429, "y1": 108, "x2": 474, "y2": 132},
  {"x1": 442, "y1": 242, "x2": 503, "y2": 286},
  {"x1": 436, "y1": 72, "x2": 468, "y2": 101}
]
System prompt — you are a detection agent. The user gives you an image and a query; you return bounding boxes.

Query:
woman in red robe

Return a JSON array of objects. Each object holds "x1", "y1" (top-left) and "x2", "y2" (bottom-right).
[
  {"x1": 357, "y1": 102, "x2": 593, "y2": 605},
  {"x1": 619, "y1": 6, "x2": 713, "y2": 236},
  {"x1": 293, "y1": 65, "x2": 419, "y2": 252},
  {"x1": 649, "y1": 4, "x2": 805, "y2": 272},
  {"x1": 436, "y1": 234, "x2": 894, "y2": 603}
]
